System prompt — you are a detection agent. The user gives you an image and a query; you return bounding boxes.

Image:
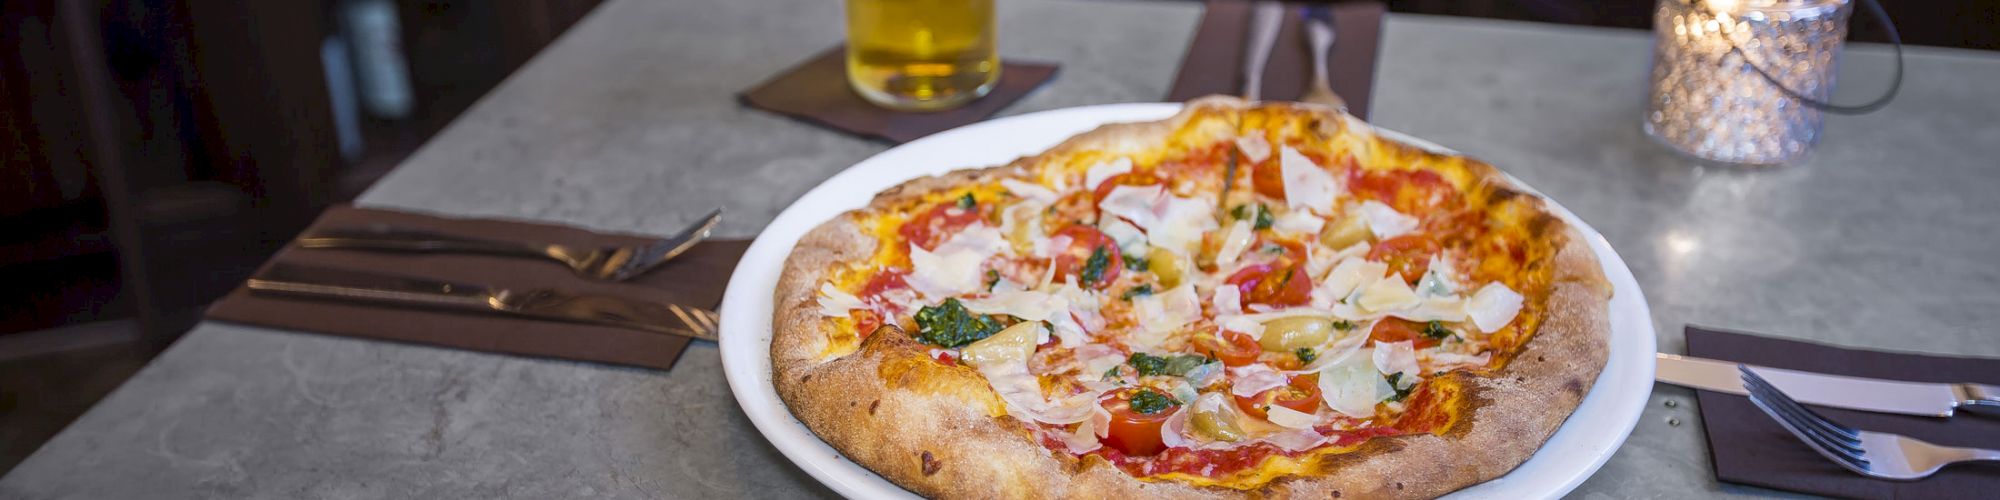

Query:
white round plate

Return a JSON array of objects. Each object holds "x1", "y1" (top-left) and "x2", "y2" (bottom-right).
[{"x1": 719, "y1": 103, "x2": 1655, "y2": 499}]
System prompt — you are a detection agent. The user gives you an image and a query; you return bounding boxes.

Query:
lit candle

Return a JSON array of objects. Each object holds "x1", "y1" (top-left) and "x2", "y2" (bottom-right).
[{"x1": 1644, "y1": 0, "x2": 1852, "y2": 165}]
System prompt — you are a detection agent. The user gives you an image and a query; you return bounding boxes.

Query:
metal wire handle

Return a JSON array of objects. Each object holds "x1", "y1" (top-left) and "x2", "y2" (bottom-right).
[{"x1": 1721, "y1": 0, "x2": 1903, "y2": 115}]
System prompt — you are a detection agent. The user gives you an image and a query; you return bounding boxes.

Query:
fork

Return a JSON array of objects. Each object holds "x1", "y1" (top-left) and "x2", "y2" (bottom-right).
[
  {"x1": 298, "y1": 208, "x2": 722, "y2": 282},
  {"x1": 1741, "y1": 366, "x2": 2000, "y2": 480},
  {"x1": 1299, "y1": 5, "x2": 1348, "y2": 110}
]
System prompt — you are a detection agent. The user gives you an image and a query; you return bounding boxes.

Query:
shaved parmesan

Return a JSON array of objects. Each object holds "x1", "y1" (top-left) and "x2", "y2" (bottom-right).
[
  {"x1": 1084, "y1": 157, "x2": 1133, "y2": 191},
  {"x1": 1098, "y1": 184, "x2": 1165, "y2": 229},
  {"x1": 1213, "y1": 285, "x2": 1244, "y2": 317},
  {"x1": 1264, "y1": 428, "x2": 1328, "y2": 452},
  {"x1": 816, "y1": 283, "x2": 863, "y2": 317},
  {"x1": 1159, "y1": 400, "x2": 1196, "y2": 448},
  {"x1": 960, "y1": 289, "x2": 1066, "y2": 324},
  {"x1": 1279, "y1": 146, "x2": 1342, "y2": 215},
  {"x1": 1076, "y1": 344, "x2": 1128, "y2": 377},
  {"x1": 1358, "y1": 200, "x2": 1418, "y2": 239},
  {"x1": 1322, "y1": 258, "x2": 1388, "y2": 300},
  {"x1": 1356, "y1": 273, "x2": 1422, "y2": 312},
  {"x1": 1264, "y1": 405, "x2": 1320, "y2": 429},
  {"x1": 1467, "y1": 282, "x2": 1525, "y2": 333},
  {"x1": 907, "y1": 245, "x2": 988, "y2": 298},
  {"x1": 1099, "y1": 217, "x2": 1149, "y2": 255},
  {"x1": 1132, "y1": 284, "x2": 1200, "y2": 349},
  {"x1": 1372, "y1": 340, "x2": 1420, "y2": 379},
  {"x1": 1414, "y1": 255, "x2": 1458, "y2": 297},
  {"x1": 1387, "y1": 296, "x2": 1468, "y2": 322},
  {"x1": 999, "y1": 178, "x2": 1057, "y2": 204},
  {"x1": 1317, "y1": 350, "x2": 1380, "y2": 418},
  {"x1": 1214, "y1": 220, "x2": 1255, "y2": 267},
  {"x1": 1059, "y1": 415, "x2": 1104, "y2": 454},
  {"x1": 1220, "y1": 316, "x2": 1263, "y2": 339},
  {"x1": 976, "y1": 361, "x2": 1102, "y2": 424},
  {"x1": 1234, "y1": 134, "x2": 1272, "y2": 163},
  {"x1": 959, "y1": 322, "x2": 1045, "y2": 368},
  {"x1": 1148, "y1": 196, "x2": 1218, "y2": 255},
  {"x1": 1273, "y1": 211, "x2": 1325, "y2": 236},
  {"x1": 1423, "y1": 349, "x2": 1493, "y2": 368},
  {"x1": 1228, "y1": 364, "x2": 1289, "y2": 397}
]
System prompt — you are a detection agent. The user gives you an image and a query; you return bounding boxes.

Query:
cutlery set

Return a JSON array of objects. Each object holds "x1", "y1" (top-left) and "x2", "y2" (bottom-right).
[
  {"x1": 251, "y1": 209, "x2": 724, "y2": 341},
  {"x1": 1657, "y1": 353, "x2": 2000, "y2": 479}
]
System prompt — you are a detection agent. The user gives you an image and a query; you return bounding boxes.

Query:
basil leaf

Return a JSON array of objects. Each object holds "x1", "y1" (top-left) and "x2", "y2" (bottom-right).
[
  {"x1": 956, "y1": 192, "x2": 976, "y2": 209},
  {"x1": 1120, "y1": 284, "x2": 1154, "y2": 300},
  {"x1": 1421, "y1": 321, "x2": 1456, "y2": 340},
  {"x1": 1128, "y1": 389, "x2": 1179, "y2": 415},
  {"x1": 912, "y1": 298, "x2": 1006, "y2": 348},
  {"x1": 1296, "y1": 347, "x2": 1317, "y2": 364},
  {"x1": 1129, "y1": 352, "x2": 1212, "y2": 377},
  {"x1": 1080, "y1": 244, "x2": 1112, "y2": 286},
  {"x1": 1253, "y1": 204, "x2": 1274, "y2": 230}
]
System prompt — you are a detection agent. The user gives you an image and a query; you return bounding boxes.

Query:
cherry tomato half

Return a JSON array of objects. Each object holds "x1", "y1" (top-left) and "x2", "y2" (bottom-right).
[
  {"x1": 1192, "y1": 329, "x2": 1262, "y2": 367},
  {"x1": 1102, "y1": 389, "x2": 1179, "y2": 456},
  {"x1": 1348, "y1": 167, "x2": 1459, "y2": 214},
  {"x1": 1052, "y1": 225, "x2": 1123, "y2": 289},
  {"x1": 1233, "y1": 373, "x2": 1324, "y2": 421},
  {"x1": 1223, "y1": 263, "x2": 1313, "y2": 308},
  {"x1": 1091, "y1": 172, "x2": 1161, "y2": 205},
  {"x1": 1367, "y1": 234, "x2": 1441, "y2": 284},
  {"x1": 1250, "y1": 157, "x2": 1287, "y2": 201},
  {"x1": 899, "y1": 201, "x2": 985, "y2": 251},
  {"x1": 1368, "y1": 318, "x2": 1442, "y2": 349}
]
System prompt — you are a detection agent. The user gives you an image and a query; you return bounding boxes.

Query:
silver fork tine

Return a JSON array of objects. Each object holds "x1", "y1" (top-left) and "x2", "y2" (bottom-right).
[
  {"x1": 1741, "y1": 369, "x2": 1867, "y2": 451},
  {"x1": 610, "y1": 208, "x2": 723, "y2": 280},
  {"x1": 1741, "y1": 367, "x2": 1873, "y2": 472}
]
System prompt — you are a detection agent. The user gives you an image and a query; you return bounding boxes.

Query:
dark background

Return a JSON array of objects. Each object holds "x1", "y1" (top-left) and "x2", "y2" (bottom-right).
[{"x1": 0, "y1": 0, "x2": 1993, "y2": 476}]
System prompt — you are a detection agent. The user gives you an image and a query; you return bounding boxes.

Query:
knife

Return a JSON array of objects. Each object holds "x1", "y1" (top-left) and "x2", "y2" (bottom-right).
[
  {"x1": 246, "y1": 264, "x2": 719, "y2": 341},
  {"x1": 1656, "y1": 353, "x2": 1999, "y2": 418}
]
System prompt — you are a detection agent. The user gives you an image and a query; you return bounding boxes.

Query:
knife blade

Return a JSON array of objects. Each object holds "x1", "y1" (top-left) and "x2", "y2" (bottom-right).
[
  {"x1": 247, "y1": 264, "x2": 719, "y2": 341},
  {"x1": 1656, "y1": 353, "x2": 1999, "y2": 418},
  {"x1": 1239, "y1": 1, "x2": 1284, "y2": 101}
]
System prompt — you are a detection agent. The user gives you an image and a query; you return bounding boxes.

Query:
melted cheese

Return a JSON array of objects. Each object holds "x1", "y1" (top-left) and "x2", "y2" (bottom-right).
[{"x1": 1279, "y1": 146, "x2": 1341, "y2": 214}]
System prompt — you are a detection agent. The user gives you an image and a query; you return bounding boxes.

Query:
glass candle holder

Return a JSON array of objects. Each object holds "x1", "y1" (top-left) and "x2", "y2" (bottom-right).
[{"x1": 1644, "y1": 0, "x2": 1852, "y2": 166}]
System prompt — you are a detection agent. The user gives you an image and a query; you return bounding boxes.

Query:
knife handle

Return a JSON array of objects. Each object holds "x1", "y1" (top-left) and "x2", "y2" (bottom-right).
[
  {"x1": 298, "y1": 227, "x2": 549, "y2": 258},
  {"x1": 247, "y1": 277, "x2": 496, "y2": 312},
  {"x1": 1957, "y1": 383, "x2": 2000, "y2": 415}
]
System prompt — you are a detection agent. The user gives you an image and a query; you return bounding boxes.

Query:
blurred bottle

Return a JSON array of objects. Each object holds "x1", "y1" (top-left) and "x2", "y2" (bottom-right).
[
  {"x1": 339, "y1": 0, "x2": 414, "y2": 119},
  {"x1": 845, "y1": 0, "x2": 999, "y2": 112}
]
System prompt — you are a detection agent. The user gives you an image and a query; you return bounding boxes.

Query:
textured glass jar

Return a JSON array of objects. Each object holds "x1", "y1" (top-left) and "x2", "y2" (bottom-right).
[{"x1": 1644, "y1": 0, "x2": 1852, "y2": 166}]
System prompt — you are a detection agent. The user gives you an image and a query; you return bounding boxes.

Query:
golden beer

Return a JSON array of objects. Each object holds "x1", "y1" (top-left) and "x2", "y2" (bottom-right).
[{"x1": 845, "y1": 0, "x2": 999, "y2": 111}]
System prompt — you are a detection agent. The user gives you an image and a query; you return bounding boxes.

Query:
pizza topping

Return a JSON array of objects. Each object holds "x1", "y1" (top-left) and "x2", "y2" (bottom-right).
[
  {"x1": 1000, "y1": 178, "x2": 1059, "y2": 204},
  {"x1": 1098, "y1": 217, "x2": 1149, "y2": 255},
  {"x1": 1146, "y1": 196, "x2": 1219, "y2": 256},
  {"x1": 912, "y1": 298, "x2": 1008, "y2": 348},
  {"x1": 1358, "y1": 200, "x2": 1418, "y2": 239},
  {"x1": 1051, "y1": 225, "x2": 1122, "y2": 289},
  {"x1": 906, "y1": 224, "x2": 1008, "y2": 298},
  {"x1": 1085, "y1": 157, "x2": 1135, "y2": 191},
  {"x1": 1368, "y1": 234, "x2": 1441, "y2": 284},
  {"x1": 815, "y1": 283, "x2": 864, "y2": 317},
  {"x1": 1273, "y1": 210, "x2": 1325, "y2": 237},
  {"x1": 1234, "y1": 134, "x2": 1272, "y2": 164},
  {"x1": 1318, "y1": 348, "x2": 1382, "y2": 418},
  {"x1": 1227, "y1": 364, "x2": 1290, "y2": 398},
  {"x1": 901, "y1": 200, "x2": 988, "y2": 251},
  {"x1": 1263, "y1": 405, "x2": 1319, "y2": 429},
  {"x1": 1466, "y1": 282, "x2": 1525, "y2": 333},
  {"x1": 1127, "y1": 352, "x2": 1213, "y2": 378},
  {"x1": 1187, "y1": 392, "x2": 1249, "y2": 442},
  {"x1": 1255, "y1": 315, "x2": 1337, "y2": 352},
  {"x1": 1192, "y1": 329, "x2": 1261, "y2": 367},
  {"x1": 1372, "y1": 340, "x2": 1422, "y2": 381},
  {"x1": 1131, "y1": 284, "x2": 1201, "y2": 348},
  {"x1": 1213, "y1": 220, "x2": 1256, "y2": 267},
  {"x1": 959, "y1": 321, "x2": 1044, "y2": 367},
  {"x1": 1098, "y1": 184, "x2": 1165, "y2": 228},
  {"x1": 1318, "y1": 212, "x2": 1373, "y2": 249},
  {"x1": 1279, "y1": 145, "x2": 1342, "y2": 215},
  {"x1": 1104, "y1": 389, "x2": 1179, "y2": 455}
]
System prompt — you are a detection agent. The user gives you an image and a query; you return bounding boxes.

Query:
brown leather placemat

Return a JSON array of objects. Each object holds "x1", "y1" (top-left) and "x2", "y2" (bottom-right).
[
  {"x1": 739, "y1": 45, "x2": 1058, "y2": 144},
  {"x1": 1166, "y1": 0, "x2": 1386, "y2": 119},
  {"x1": 1685, "y1": 326, "x2": 2000, "y2": 499},
  {"x1": 206, "y1": 205, "x2": 750, "y2": 370}
]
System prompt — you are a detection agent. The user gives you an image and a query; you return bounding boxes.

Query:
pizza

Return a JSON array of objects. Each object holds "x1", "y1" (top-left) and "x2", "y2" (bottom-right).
[{"x1": 771, "y1": 96, "x2": 1611, "y2": 498}]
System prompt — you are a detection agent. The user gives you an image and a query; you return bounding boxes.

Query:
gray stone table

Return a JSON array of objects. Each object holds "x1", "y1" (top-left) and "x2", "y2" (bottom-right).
[{"x1": 6, "y1": 0, "x2": 1999, "y2": 498}]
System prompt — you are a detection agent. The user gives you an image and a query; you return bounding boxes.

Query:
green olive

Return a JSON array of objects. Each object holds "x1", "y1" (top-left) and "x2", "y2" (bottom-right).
[
  {"x1": 1259, "y1": 316, "x2": 1335, "y2": 352},
  {"x1": 1319, "y1": 215, "x2": 1371, "y2": 250},
  {"x1": 1190, "y1": 401, "x2": 1246, "y2": 442},
  {"x1": 1147, "y1": 248, "x2": 1186, "y2": 289}
]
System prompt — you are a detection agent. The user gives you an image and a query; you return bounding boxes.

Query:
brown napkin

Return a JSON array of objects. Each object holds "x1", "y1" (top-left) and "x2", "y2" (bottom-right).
[
  {"x1": 206, "y1": 205, "x2": 750, "y2": 370},
  {"x1": 1166, "y1": 0, "x2": 1386, "y2": 119},
  {"x1": 739, "y1": 46, "x2": 1058, "y2": 144},
  {"x1": 1685, "y1": 326, "x2": 2000, "y2": 499}
]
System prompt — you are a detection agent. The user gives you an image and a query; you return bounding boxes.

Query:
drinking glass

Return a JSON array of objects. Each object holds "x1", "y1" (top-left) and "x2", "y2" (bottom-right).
[{"x1": 845, "y1": 0, "x2": 1000, "y2": 112}]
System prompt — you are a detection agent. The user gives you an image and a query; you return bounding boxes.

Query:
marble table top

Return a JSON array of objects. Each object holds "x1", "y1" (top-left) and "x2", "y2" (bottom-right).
[{"x1": 6, "y1": 0, "x2": 1998, "y2": 498}]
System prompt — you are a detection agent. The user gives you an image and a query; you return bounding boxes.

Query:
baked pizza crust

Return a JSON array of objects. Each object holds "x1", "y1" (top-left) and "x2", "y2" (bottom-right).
[{"x1": 771, "y1": 96, "x2": 1613, "y2": 498}]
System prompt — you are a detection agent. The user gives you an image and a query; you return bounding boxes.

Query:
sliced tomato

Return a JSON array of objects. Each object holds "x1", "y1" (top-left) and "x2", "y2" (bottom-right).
[
  {"x1": 851, "y1": 309, "x2": 884, "y2": 337},
  {"x1": 1223, "y1": 263, "x2": 1312, "y2": 308},
  {"x1": 1192, "y1": 329, "x2": 1261, "y2": 367},
  {"x1": 1249, "y1": 157, "x2": 1286, "y2": 201},
  {"x1": 1091, "y1": 172, "x2": 1160, "y2": 205},
  {"x1": 1051, "y1": 225, "x2": 1122, "y2": 289},
  {"x1": 899, "y1": 201, "x2": 985, "y2": 251},
  {"x1": 1348, "y1": 167, "x2": 1460, "y2": 214},
  {"x1": 859, "y1": 270, "x2": 910, "y2": 298},
  {"x1": 1102, "y1": 390, "x2": 1178, "y2": 456},
  {"x1": 1233, "y1": 374, "x2": 1323, "y2": 420},
  {"x1": 1367, "y1": 234, "x2": 1441, "y2": 283},
  {"x1": 1368, "y1": 318, "x2": 1443, "y2": 349}
]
